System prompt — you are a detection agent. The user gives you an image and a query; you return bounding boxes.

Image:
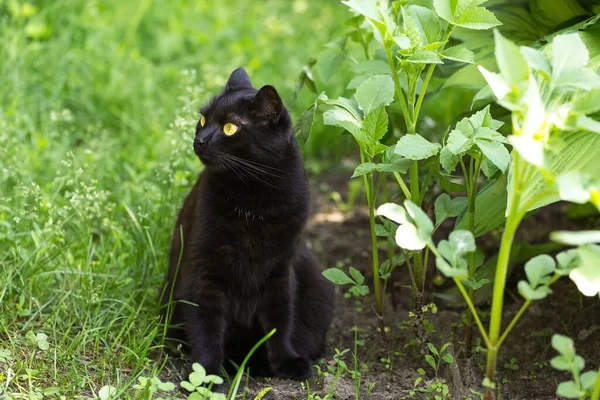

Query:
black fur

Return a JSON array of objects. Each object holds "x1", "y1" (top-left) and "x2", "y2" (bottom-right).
[{"x1": 160, "y1": 68, "x2": 335, "y2": 380}]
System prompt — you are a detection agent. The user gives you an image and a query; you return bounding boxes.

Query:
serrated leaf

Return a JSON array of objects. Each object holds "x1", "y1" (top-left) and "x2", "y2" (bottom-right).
[
  {"x1": 322, "y1": 269, "x2": 355, "y2": 285},
  {"x1": 446, "y1": 129, "x2": 472, "y2": 155},
  {"x1": 395, "y1": 134, "x2": 441, "y2": 160},
  {"x1": 341, "y1": 0, "x2": 381, "y2": 21},
  {"x1": 524, "y1": 254, "x2": 555, "y2": 287},
  {"x1": 351, "y1": 160, "x2": 411, "y2": 178},
  {"x1": 520, "y1": 47, "x2": 551, "y2": 79},
  {"x1": 407, "y1": 5, "x2": 441, "y2": 44},
  {"x1": 406, "y1": 49, "x2": 443, "y2": 64},
  {"x1": 355, "y1": 75, "x2": 395, "y2": 115},
  {"x1": 442, "y1": 45, "x2": 475, "y2": 63},
  {"x1": 455, "y1": 7, "x2": 501, "y2": 30},
  {"x1": 552, "y1": 33, "x2": 589, "y2": 79},
  {"x1": 494, "y1": 30, "x2": 529, "y2": 86},
  {"x1": 475, "y1": 139, "x2": 510, "y2": 172},
  {"x1": 363, "y1": 106, "x2": 389, "y2": 143},
  {"x1": 402, "y1": 6, "x2": 422, "y2": 47},
  {"x1": 323, "y1": 108, "x2": 364, "y2": 141},
  {"x1": 440, "y1": 147, "x2": 459, "y2": 173}
]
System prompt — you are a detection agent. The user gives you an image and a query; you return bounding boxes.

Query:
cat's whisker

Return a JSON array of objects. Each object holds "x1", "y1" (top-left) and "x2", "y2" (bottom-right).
[
  {"x1": 218, "y1": 156, "x2": 249, "y2": 187},
  {"x1": 225, "y1": 154, "x2": 290, "y2": 175},
  {"x1": 222, "y1": 155, "x2": 287, "y2": 179},
  {"x1": 231, "y1": 162, "x2": 283, "y2": 189}
]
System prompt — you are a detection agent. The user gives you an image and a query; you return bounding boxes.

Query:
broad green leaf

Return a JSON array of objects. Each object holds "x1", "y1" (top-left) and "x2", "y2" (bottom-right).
[
  {"x1": 355, "y1": 75, "x2": 395, "y2": 115},
  {"x1": 556, "y1": 381, "x2": 583, "y2": 399},
  {"x1": 551, "y1": 334, "x2": 576, "y2": 358},
  {"x1": 407, "y1": 5, "x2": 441, "y2": 45},
  {"x1": 553, "y1": 67, "x2": 600, "y2": 90},
  {"x1": 463, "y1": 277, "x2": 491, "y2": 290},
  {"x1": 556, "y1": 249, "x2": 580, "y2": 275},
  {"x1": 322, "y1": 97, "x2": 362, "y2": 120},
  {"x1": 475, "y1": 139, "x2": 510, "y2": 172},
  {"x1": 551, "y1": 231, "x2": 600, "y2": 246},
  {"x1": 573, "y1": 89, "x2": 600, "y2": 114},
  {"x1": 179, "y1": 381, "x2": 196, "y2": 392},
  {"x1": 98, "y1": 386, "x2": 117, "y2": 400},
  {"x1": 395, "y1": 134, "x2": 442, "y2": 160},
  {"x1": 349, "y1": 267, "x2": 365, "y2": 285},
  {"x1": 296, "y1": 103, "x2": 318, "y2": 142},
  {"x1": 552, "y1": 33, "x2": 589, "y2": 79},
  {"x1": 363, "y1": 105, "x2": 389, "y2": 143},
  {"x1": 394, "y1": 33, "x2": 412, "y2": 50},
  {"x1": 432, "y1": 0, "x2": 453, "y2": 24},
  {"x1": 570, "y1": 244, "x2": 600, "y2": 296},
  {"x1": 446, "y1": 129, "x2": 472, "y2": 155},
  {"x1": 434, "y1": 193, "x2": 451, "y2": 226},
  {"x1": 449, "y1": 230, "x2": 476, "y2": 255},
  {"x1": 458, "y1": 131, "x2": 600, "y2": 236},
  {"x1": 455, "y1": 7, "x2": 501, "y2": 30},
  {"x1": 517, "y1": 281, "x2": 552, "y2": 300},
  {"x1": 508, "y1": 135, "x2": 544, "y2": 168},
  {"x1": 481, "y1": 158, "x2": 499, "y2": 178},
  {"x1": 351, "y1": 159, "x2": 411, "y2": 178},
  {"x1": 427, "y1": 343, "x2": 439, "y2": 356},
  {"x1": 353, "y1": 60, "x2": 390, "y2": 75},
  {"x1": 520, "y1": 47, "x2": 551, "y2": 79},
  {"x1": 577, "y1": 115, "x2": 600, "y2": 134},
  {"x1": 478, "y1": 67, "x2": 511, "y2": 100},
  {"x1": 442, "y1": 353, "x2": 454, "y2": 364},
  {"x1": 494, "y1": 30, "x2": 529, "y2": 85},
  {"x1": 425, "y1": 354, "x2": 436, "y2": 370},
  {"x1": 402, "y1": 6, "x2": 422, "y2": 47},
  {"x1": 473, "y1": 127, "x2": 507, "y2": 143},
  {"x1": 550, "y1": 355, "x2": 571, "y2": 371},
  {"x1": 580, "y1": 371, "x2": 598, "y2": 391},
  {"x1": 341, "y1": 0, "x2": 381, "y2": 21},
  {"x1": 448, "y1": 197, "x2": 468, "y2": 217},
  {"x1": 322, "y1": 269, "x2": 355, "y2": 286},
  {"x1": 557, "y1": 171, "x2": 591, "y2": 204},
  {"x1": 442, "y1": 45, "x2": 475, "y2": 63},
  {"x1": 406, "y1": 50, "x2": 443, "y2": 64},
  {"x1": 524, "y1": 254, "x2": 555, "y2": 287},
  {"x1": 323, "y1": 108, "x2": 364, "y2": 141},
  {"x1": 436, "y1": 256, "x2": 468, "y2": 278},
  {"x1": 440, "y1": 146, "x2": 459, "y2": 173}
]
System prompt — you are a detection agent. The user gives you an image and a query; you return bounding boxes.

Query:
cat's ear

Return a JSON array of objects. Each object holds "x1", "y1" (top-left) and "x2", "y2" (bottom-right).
[
  {"x1": 251, "y1": 85, "x2": 282, "y2": 122},
  {"x1": 225, "y1": 68, "x2": 253, "y2": 91}
]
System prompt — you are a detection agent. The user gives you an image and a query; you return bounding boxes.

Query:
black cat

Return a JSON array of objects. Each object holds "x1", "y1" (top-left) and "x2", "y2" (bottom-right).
[{"x1": 160, "y1": 68, "x2": 335, "y2": 380}]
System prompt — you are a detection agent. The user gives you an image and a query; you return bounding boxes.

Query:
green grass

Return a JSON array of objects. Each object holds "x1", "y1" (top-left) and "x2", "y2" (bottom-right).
[{"x1": 0, "y1": 0, "x2": 346, "y2": 397}]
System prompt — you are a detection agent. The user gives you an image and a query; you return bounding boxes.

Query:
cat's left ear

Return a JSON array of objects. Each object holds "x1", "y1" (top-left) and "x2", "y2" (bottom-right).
[
  {"x1": 225, "y1": 68, "x2": 253, "y2": 91},
  {"x1": 251, "y1": 85, "x2": 282, "y2": 122}
]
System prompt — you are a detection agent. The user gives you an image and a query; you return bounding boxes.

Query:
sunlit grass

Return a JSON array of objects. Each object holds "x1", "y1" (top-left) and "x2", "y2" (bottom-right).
[{"x1": 0, "y1": 0, "x2": 345, "y2": 397}]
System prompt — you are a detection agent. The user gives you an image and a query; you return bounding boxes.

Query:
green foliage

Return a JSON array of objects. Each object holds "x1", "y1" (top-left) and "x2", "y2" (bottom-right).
[{"x1": 551, "y1": 334, "x2": 599, "y2": 399}]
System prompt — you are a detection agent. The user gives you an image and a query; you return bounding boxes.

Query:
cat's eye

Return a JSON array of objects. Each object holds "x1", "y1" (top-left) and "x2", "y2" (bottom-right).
[
  {"x1": 223, "y1": 123, "x2": 239, "y2": 136},
  {"x1": 199, "y1": 115, "x2": 206, "y2": 127}
]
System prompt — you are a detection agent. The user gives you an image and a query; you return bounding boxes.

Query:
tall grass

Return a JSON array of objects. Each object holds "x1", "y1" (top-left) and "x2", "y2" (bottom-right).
[{"x1": 0, "y1": 0, "x2": 343, "y2": 397}]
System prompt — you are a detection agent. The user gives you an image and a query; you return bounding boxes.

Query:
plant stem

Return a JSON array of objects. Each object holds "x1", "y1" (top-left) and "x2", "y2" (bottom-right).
[
  {"x1": 591, "y1": 364, "x2": 600, "y2": 400},
  {"x1": 362, "y1": 150, "x2": 383, "y2": 316},
  {"x1": 393, "y1": 172, "x2": 412, "y2": 200},
  {"x1": 484, "y1": 153, "x2": 525, "y2": 399}
]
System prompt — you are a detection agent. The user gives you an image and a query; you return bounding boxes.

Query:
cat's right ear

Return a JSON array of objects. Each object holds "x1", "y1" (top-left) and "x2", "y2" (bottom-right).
[{"x1": 225, "y1": 68, "x2": 253, "y2": 91}]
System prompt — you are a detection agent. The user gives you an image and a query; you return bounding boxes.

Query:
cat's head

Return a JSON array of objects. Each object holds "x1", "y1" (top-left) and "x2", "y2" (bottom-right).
[{"x1": 193, "y1": 68, "x2": 293, "y2": 171}]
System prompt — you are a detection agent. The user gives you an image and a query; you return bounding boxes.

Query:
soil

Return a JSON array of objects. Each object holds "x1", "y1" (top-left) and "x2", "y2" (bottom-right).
[{"x1": 166, "y1": 165, "x2": 600, "y2": 400}]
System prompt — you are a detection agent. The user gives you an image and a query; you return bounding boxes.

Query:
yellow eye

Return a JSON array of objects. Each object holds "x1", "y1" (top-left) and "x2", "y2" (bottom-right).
[
  {"x1": 200, "y1": 115, "x2": 206, "y2": 127},
  {"x1": 223, "y1": 123, "x2": 239, "y2": 136}
]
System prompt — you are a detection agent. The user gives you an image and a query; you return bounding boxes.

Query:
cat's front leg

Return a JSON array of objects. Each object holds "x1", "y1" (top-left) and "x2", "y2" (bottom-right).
[
  {"x1": 181, "y1": 284, "x2": 227, "y2": 376},
  {"x1": 258, "y1": 268, "x2": 312, "y2": 380}
]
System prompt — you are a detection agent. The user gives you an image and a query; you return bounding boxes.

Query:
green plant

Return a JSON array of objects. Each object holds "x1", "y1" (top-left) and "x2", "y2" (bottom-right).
[
  {"x1": 551, "y1": 334, "x2": 599, "y2": 400},
  {"x1": 425, "y1": 343, "x2": 454, "y2": 379},
  {"x1": 181, "y1": 363, "x2": 226, "y2": 400},
  {"x1": 377, "y1": 26, "x2": 600, "y2": 399}
]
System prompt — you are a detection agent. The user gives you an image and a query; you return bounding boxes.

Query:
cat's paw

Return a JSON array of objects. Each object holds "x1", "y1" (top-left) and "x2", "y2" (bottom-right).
[{"x1": 273, "y1": 357, "x2": 312, "y2": 380}]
